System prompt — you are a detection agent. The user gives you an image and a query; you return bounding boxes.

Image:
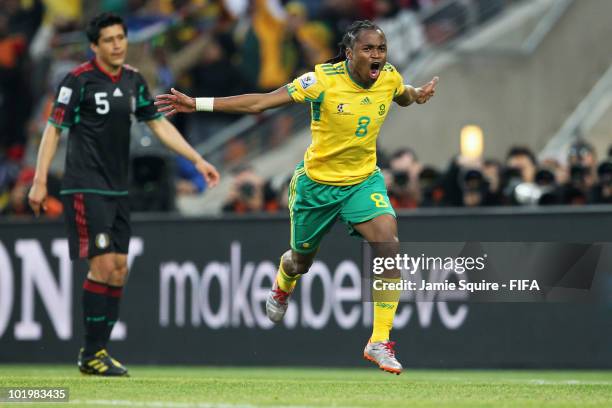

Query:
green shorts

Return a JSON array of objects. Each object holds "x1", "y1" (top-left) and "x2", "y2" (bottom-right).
[{"x1": 288, "y1": 162, "x2": 396, "y2": 254}]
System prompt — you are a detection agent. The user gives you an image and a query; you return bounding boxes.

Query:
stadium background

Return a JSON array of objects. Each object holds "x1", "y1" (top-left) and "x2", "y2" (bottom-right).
[{"x1": 1, "y1": 0, "x2": 612, "y2": 373}]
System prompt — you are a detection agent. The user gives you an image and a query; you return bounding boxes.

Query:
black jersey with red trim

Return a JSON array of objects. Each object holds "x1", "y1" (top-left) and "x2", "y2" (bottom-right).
[{"x1": 48, "y1": 59, "x2": 162, "y2": 195}]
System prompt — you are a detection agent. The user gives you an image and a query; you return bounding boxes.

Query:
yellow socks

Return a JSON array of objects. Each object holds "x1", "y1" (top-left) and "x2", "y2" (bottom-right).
[
  {"x1": 371, "y1": 301, "x2": 399, "y2": 342},
  {"x1": 276, "y1": 261, "x2": 300, "y2": 292},
  {"x1": 370, "y1": 277, "x2": 401, "y2": 343}
]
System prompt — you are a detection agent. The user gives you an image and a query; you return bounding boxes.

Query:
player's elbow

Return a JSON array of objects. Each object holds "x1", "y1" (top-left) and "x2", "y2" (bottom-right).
[
  {"x1": 395, "y1": 96, "x2": 413, "y2": 107},
  {"x1": 248, "y1": 105, "x2": 264, "y2": 114},
  {"x1": 248, "y1": 91, "x2": 284, "y2": 114},
  {"x1": 247, "y1": 102, "x2": 267, "y2": 114}
]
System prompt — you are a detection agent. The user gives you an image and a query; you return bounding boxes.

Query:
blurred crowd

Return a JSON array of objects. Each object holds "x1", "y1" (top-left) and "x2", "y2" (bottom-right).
[
  {"x1": 222, "y1": 140, "x2": 612, "y2": 214},
  {"x1": 3, "y1": 0, "x2": 592, "y2": 219}
]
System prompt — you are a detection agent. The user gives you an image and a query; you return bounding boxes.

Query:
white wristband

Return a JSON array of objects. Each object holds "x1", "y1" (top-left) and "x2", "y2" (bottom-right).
[{"x1": 195, "y1": 97, "x2": 214, "y2": 112}]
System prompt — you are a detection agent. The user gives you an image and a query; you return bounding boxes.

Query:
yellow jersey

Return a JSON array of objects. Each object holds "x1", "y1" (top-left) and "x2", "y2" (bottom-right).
[{"x1": 287, "y1": 60, "x2": 405, "y2": 185}]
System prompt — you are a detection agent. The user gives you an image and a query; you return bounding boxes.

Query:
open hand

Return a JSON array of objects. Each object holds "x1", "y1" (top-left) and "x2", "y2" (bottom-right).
[
  {"x1": 155, "y1": 88, "x2": 196, "y2": 117},
  {"x1": 415, "y1": 76, "x2": 439, "y2": 104}
]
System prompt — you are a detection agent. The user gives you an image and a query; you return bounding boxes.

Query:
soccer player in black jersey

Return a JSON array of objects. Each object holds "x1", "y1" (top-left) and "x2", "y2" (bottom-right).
[{"x1": 28, "y1": 13, "x2": 220, "y2": 376}]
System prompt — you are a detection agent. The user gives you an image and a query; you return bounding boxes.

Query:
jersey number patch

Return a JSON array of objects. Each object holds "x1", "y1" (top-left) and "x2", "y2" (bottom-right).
[
  {"x1": 95, "y1": 92, "x2": 110, "y2": 114},
  {"x1": 355, "y1": 116, "x2": 371, "y2": 137}
]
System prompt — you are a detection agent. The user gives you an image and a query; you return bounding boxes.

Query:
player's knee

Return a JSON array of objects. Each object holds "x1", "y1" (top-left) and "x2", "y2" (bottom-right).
[
  {"x1": 281, "y1": 249, "x2": 314, "y2": 275},
  {"x1": 88, "y1": 254, "x2": 115, "y2": 282},
  {"x1": 280, "y1": 250, "x2": 295, "y2": 274},
  {"x1": 281, "y1": 250, "x2": 309, "y2": 275},
  {"x1": 294, "y1": 259, "x2": 313, "y2": 275},
  {"x1": 110, "y1": 265, "x2": 128, "y2": 285},
  {"x1": 281, "y1": 250, "x2": 316, "y2": 275},
  {"x1": 291, "y1": 251, "x2": 315, "y2": 275},
  {"x1": 108, "y1": 272, "x2": 126, "y2": 287},
  {"x1": 109, "y1": 256, "x2": 128, "y2": 286}
]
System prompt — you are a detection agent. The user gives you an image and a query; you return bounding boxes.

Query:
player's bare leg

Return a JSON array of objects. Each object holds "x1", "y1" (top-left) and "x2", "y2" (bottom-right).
[
  {"x1": 353, "y1": 214, "x2": 403, "y2": 374},
  {"x1": 266, "y1": 249, "x2": 316, "y2": 323}
]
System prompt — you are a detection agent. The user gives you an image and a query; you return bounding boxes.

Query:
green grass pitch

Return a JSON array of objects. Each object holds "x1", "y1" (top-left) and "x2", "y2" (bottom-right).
[{"x1": 1, "y1": 365, "x2": 612, "y2": 407}]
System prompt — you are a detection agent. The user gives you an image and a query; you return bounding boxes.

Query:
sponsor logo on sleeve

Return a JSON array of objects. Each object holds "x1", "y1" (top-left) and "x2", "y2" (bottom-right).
[
  {"x1": 57, "y1": 87, "x2": 73, "y2": 104},
  {"x1": 299, "y1": 73, "x2": 316, "y2": 90}
]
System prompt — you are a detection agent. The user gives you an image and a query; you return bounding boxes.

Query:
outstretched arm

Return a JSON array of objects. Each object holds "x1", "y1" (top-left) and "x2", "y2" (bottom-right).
[
  {"x1": 394, "y1": 76, "x2": 439, "y2": 107},
  {"x1": 155, "y1": 86, "x2": 294, "y2": 117},
  {"x1": 146, "y1": 117, "x2": 220, "y2": 188},
  {"x1": 28, "y1": 123, "x2": 62, "y2": 216}
]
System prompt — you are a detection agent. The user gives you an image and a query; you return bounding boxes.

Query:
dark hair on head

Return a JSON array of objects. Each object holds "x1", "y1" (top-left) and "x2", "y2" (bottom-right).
[
  {"x1": 326, "y1": 20, "x2": 383, "y2": 64},
  {"x1": 391, "y1": 147, "x2": 418, "y2": 161},
  {"x1": 506, "y1": 146, "x2": 537, "y2": 165},
  {"x1": 569, "y1": 139, "x2": 595, "y2": 154},
  {"x1": 484, "y1": 158, "x2": 502, "y2": 168},
  {"x1": 86, "y1": 12, "x2": 126, "y2": 44}
]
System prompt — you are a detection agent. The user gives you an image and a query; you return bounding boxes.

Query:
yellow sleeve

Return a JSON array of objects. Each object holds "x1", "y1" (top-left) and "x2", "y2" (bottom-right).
[
  {"x1": 383, "y1": 63, "x2": 406, "y2": 97},
  {"x1": 393, "y1": 68, "x2": 406, "y2": 97},
  {"x1": 286, "y1": 66, "x2": 327, "y2": 103}
]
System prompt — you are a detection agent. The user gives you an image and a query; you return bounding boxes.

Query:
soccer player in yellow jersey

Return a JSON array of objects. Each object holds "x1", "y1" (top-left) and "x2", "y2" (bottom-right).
[{"x1": 156, "y1": 20, "x2": 437, "y2": 375}]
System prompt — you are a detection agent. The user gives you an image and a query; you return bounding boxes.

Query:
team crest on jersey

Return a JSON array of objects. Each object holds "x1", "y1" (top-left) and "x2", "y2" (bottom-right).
[
  {"x1": 335, "y1": 103, "x2": 352, "y2": 115},
  {"x1": 57, "y1": 86, "x2": 73, "y2": 104},
  {"x1": 95, "y1": 233, "x2": 110, "y2": 249},
  {"x1": 299, "y1": 73, "x2": 316, "y2": 90}
]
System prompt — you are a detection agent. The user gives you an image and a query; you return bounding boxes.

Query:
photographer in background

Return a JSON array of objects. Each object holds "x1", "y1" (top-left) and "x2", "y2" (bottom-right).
[
  {"x1": 482, "y1": 159, "x2": 503, "y2": 205},
  {"x1": 533, "y1": 167, "x2": 560, "y2": 205},
  {"x1": 560, "y1": 140, "x2": 597, "y2": 205},
  {"x1": 459, "y1": 168, "x2": 488, "y2": 207},
  {"x1": 590, "y1": 160, "x2": 612, "y2": 204},
  {"x1": 440, "y1": 153, "x2": 482, "y2": 207},
  {"x1": 567, "y1": 140, "x2": 598, "y2": 188},
  {"x1": 222, "y1": 164, "x2": 265, "y2": 213},
  {"x1": 505, "y1": 146, "x2": 537, "y2": 183},
  {"x1": 418, "y1": 166, "x2": 444, "y2": 207},
  {"x1": 387, "y1": 148, "x2": 421, "y2": 209},
  {"x1": 502, "y1": 146, "x2": 538, "y2": 205}
]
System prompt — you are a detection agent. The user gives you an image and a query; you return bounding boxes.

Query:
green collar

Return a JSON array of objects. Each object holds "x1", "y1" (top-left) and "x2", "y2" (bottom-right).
[{"x1": 344, "y1": 60, "x2": 371, "y2": 90}]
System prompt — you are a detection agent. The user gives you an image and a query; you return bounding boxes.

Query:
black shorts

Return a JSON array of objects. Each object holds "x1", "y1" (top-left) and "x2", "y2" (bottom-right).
[{"x1": 61, "y1": 193, "x2": 131, "y2": 260}]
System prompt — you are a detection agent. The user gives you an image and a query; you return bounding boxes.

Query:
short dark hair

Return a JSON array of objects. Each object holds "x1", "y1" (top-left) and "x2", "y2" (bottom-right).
[
  {"x1": 568, "y1": 139, "x2": 595, "y2": 159},
  {"x1": 326, "y1": 20, "x2": 383, "y2": 64},
  {"x1": 86, "y1": 12, "x2": 126, "y2": 44},
  {"x1": 506, "y1": 146, "x2": 536, "y2": 165},
  {"x1": 391, "y1": 147, "x2": 418, "y2": 161}
]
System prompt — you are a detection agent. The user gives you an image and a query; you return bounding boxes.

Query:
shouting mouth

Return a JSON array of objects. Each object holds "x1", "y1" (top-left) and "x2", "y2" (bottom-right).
[{"x1": 369, "y1": 62, "x2": 381, "y2": 79}]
